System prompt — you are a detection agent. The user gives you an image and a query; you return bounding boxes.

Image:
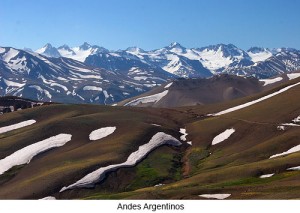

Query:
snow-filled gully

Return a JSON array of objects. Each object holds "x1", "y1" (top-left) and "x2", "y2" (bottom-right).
[{"x1": 60, "y1": 132, "x2": 181, "y2": 192}]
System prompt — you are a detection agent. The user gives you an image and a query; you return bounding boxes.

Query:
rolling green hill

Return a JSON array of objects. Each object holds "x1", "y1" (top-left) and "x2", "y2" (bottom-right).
[{"x1": 0, "y1": 76, "x2": 300, "y2": 199}]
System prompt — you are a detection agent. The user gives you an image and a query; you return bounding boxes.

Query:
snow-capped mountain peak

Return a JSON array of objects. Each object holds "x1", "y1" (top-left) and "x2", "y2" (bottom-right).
[
  {"x1": 166, "y1": 42, "x2": 186, "y2": 53},
  {"x1": 191, "y1": 44, "x2": 249, "y2": 71},
  {"x1": 247, "y1": 47, "x2": 273, "y2": 63},
  {"x1": 57, "y1": 44, "x2": 76, "y2": 57},
  {"x1": 79, "y1": 42, "x2": 92, "y2": 50},
  {"x1": 25, "y1": 42, "x2": 300, "y2": 80},
  {"x1": 35, "y1": 43, "x2": 61, "y2": 58},
  {"x1": 58, "y1": 44, "x2": 72, "y2": 51},
  {"x1": 168, "y1": 42, "x2": 182, "y2": 48},
  {"x1": 126, "y1": 46, "x2": 145, "y2": 53}
]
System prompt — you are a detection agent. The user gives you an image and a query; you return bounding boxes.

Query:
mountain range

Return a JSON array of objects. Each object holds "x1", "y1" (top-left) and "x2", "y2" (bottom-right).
[
  {"x1": 1, "y1": 42, "x2": 300, "y2": 104},
  {"x1": 35, "y1": 42, "x2": 300, "y2": 78}
]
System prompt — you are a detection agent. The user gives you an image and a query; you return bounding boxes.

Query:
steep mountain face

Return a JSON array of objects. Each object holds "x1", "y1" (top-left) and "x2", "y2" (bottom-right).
[{"x1": 0, "y1": 47, "x2": 171, "y2": 104}]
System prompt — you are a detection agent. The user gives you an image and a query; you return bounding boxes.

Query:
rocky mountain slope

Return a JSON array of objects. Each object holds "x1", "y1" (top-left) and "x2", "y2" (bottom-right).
[{"x1": 0, "y1": 47, "x2": 173, "y2": 104}]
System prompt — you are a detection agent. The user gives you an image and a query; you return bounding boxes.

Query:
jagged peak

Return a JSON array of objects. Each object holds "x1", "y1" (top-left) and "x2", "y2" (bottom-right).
[
  {"x1": 58, "y1": 44, "x2": 71, "y2": 50},
  {"x1": 126, "y1": 46, "x2": 145, "y2": 53},
  {"x1": 79, "y1": 42, "x2": 92, "y2": 50},
  {"x1": 167, "y1": 42, "x2": 184, "y2": 49}
]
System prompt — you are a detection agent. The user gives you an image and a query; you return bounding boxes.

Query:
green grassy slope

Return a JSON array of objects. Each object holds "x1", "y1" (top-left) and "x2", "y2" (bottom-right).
[{"x1": 0, "y1": 77, "x2": 300, "y2": 199}]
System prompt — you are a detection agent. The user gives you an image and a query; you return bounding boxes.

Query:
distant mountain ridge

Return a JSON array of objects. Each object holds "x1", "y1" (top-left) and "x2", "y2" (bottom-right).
[
  {"x1": 32, "y1": 42, "x2": 300, "y2": 79},
  {"x1": 0, "y1": 46, "x2": 173, "y2": 104},
  {"x1": 1, "y1": 42, "x2": 300, "y2": 104}
]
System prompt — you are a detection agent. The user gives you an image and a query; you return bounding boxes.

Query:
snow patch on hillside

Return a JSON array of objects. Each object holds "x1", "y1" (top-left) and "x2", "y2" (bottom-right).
[
  {"x1": 164, "y1": 82, "x2": 173, "y2": 89},
  {"x1": 287, "y1": 166, "x2": 300, "y2": 171},
  {"x1": 40, "y1": 196, "x2": 56, "y2": 200},
  {"x1": 270, "y1": 144, "x2": 300, "y2": 158},
  {"x1": 287, "y1": 73, "x2": 300, "y2": 80},
  {"x1": 281, "y1": 123, "x2": 300, "y2": 127},
  {"x1": 0, "y1": 120, "x2": 36, "y2": 134},
  {"x1": 0, "y1": 134, "x2": 72, "y2": 175},
  {"x1": 179, "y1": 128, "x2": 192, "y2": 145},
  {"x1": 60, "y1": 132, "x2": 181, "y2": 191},
  {"x1": 212, "y1": 128, "x2": 235, "y2": 145},
  {"x1": 259, "y1": 77, "x2": 283, "y2": 86},
  {"x1": 259, "y1": 173, "x2": 274, "y2": 178},
  {"x1": 199, "y1": 194, "x2": 231, "y2": 199},
  {"x1": 124, "y1": 90, "x2": 168, "y2": 106},
  {"x1": 3, "y1": 79, "x2": 26, "y2": 87},
  {"x1": 292, "y1": 116, "x2": 300, "y2": 123},
  {"x1": 212, "y1": 82, "x2": 300, "y2": 116},
  {"x1": 89, "y1": 127, "x2": 116, "y2": 141},
  {"x1": 83, "y1": 86, "x2": 103, "y2": 91}
]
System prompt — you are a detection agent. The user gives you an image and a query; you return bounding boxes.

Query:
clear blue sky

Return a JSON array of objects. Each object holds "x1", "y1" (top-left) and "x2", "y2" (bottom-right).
[{"x1": 1, "y1": 0, "x2": 300, "y2": 50}]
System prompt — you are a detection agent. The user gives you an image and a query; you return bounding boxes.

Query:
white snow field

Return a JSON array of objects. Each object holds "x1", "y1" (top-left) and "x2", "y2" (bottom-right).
[
  {"x1": 164, "y1": 82, "x2": 173, "y2": 89},
  {"x1": 40, "y1": 196, "x2": 56, "y2": 200},
  {"x1": 179, "y1": 128, "x2": 192, "y2": 145},
  {"x1": 124, "y1": 90, "x2": 168, "y2": 106},
  {"x1": 292, "y1": 116, "x2": 300, "y2": 123},
  {"x1": 281, "y1": 123, "x2": 300, "y2": 127},
  {"x1": 89, "y1": 127, "x2": 116, "y2": 141},
  {"x1": 0, "y1": 134, "x2": 72, "y2": 175},
  {"x1": 199, "y1": 194, "x2": 231, "y2": 199},
  {"x1": 60, "y1": 132, "x2": 181, "y2": 191},
  {"x1": 0, "y1": 120, "x2": 36, "y2": 134},
  {"x1": 270, "y1": 144, "x2": 300, "y2": 159},
  {"x1": 179, "y1": 128, "x2": 188, "y2": 141},
  {"x1": 259, "y1": 173, "x2": 274, "y2": 178},
  {"x1": 154, "y1": 183, "x2": 165, "y2": 187},
  {"x1": 83, "y1": 86, "x2": 103, "y2": 91},
  {"x1": 212, "y1": 128, "x2": 235, "y2": 145},
  {"x1": 287, "y1": 73, "x2": 300, "y2": 80},
  {"x1": 259, "y1": 77, "x2": 283, "y2": 86},
  {"x1": 248, "y1": 50, "x2": 272, "y2": 63},
  {"x1": 287, "y1": 166, "x2": 300, "y2": 171},
  {"x1": 212, "y1": 81, "x2": 300, "y2": 116}
]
